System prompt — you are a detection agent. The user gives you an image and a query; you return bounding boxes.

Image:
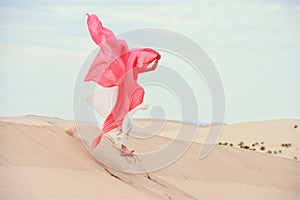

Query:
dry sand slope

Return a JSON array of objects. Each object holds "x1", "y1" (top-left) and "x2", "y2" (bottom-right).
[{"x1": 0, "y1": 115, "x2": 299, "y2": 200}]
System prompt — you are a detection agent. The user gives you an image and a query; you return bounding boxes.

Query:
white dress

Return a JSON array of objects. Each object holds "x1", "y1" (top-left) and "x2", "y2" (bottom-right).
[{"x1": 108, "y1": 103, "x2": 149, "y2": 146}]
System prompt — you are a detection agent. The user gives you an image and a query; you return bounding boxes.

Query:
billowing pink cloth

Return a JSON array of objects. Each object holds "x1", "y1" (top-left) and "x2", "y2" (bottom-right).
[{"x1": 84, "y1": 14, "x2": 160, "y2": 148}]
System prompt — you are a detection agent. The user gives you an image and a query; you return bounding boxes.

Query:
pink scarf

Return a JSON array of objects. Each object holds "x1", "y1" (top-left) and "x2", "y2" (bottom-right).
[{"x1": 84, "y1": 14, "x2": 160, "y2": 148}]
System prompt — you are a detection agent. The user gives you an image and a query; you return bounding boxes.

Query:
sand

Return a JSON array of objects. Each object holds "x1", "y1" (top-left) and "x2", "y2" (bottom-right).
[{"x1": 0, "y1": 115, "x2": 299, "y2": 199}]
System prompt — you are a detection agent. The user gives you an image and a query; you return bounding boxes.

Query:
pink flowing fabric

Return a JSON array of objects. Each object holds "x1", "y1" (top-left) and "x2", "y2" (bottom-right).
[{"x1": 84, "y1": 14, "x2": 160, "y2": 148}]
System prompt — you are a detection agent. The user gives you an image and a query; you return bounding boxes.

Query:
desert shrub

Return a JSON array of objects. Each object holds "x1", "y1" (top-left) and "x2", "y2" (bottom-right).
[
  {"x1": 294, "y1": 125, "x2": 298, "y2": 129},
  {"x1": 260, "y1": 146, "x2": 265, "y2": 151},
  {"x1": 229, "y1": 143, "x2": 233, "y2": 147},
  {"x1": 267, "y1": 150, "x2": 272, "y2": 154},
  {"x1": 238, "y1": 141, "x2": 244, "y2": 146},
  {"x1": 261, "y1": 142, "x2": 264, "y2": 144},
  {"x1": 278, "y1": 150, "x2": 282, "y2": 153},
  {"x1": 243, "y1": 146, "x2": 249, "y2": 149},
  {"x1": 294, "y1": 156, "x2": 298, "y2": 160},
  {"x1": 219, "y1": 142, "x2": 231, "y2": 146},
  {"x1": 273, "y1": 151, "x2": 277, "y2": 154},
  {"x1": 281, "y1": 143, "x2": 292, "y2": 147}
]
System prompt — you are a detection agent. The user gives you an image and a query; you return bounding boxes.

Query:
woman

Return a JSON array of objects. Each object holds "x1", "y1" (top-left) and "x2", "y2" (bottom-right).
[{"x1": 84, "y1": 14, "x2": 161, "y2": 156}]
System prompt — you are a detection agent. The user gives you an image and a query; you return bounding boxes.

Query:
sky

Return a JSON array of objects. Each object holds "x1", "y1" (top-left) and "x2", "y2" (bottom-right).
[{"x1": 0, "y1": 0, "x2": 299, "y2": 124}]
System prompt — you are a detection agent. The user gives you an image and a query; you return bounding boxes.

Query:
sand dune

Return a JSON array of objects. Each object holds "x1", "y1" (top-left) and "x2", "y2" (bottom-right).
[{"x1": 0, "y1": 115, "x2": 299, "y2": 199}]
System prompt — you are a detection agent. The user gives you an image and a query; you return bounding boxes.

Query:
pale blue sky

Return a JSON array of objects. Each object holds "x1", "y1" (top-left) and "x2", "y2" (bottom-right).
[{"x1": 0, "y1": 0, "x2": 299, "y2": 123}]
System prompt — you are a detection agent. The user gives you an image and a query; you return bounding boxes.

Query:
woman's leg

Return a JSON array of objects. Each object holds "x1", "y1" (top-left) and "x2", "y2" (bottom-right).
[{"x1": 119, "y1": 130, "x2": 134, "y2": 156}]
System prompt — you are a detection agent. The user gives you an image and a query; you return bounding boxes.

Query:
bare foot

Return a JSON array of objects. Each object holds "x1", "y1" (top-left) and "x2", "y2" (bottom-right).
[{"x1": 120, "y1": 149, "x2": 135, "y2": 156}]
